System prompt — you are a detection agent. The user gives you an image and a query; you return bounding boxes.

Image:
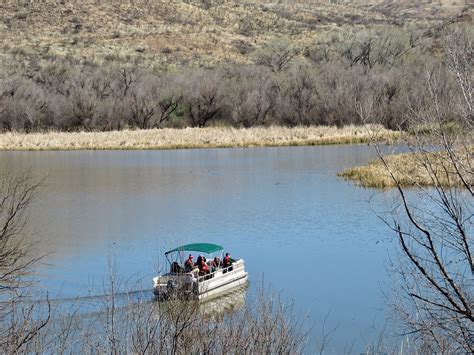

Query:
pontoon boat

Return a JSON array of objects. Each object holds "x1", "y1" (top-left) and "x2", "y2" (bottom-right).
[{"x1": 153, "y1": 243, "x2": 248, "y2": 300}]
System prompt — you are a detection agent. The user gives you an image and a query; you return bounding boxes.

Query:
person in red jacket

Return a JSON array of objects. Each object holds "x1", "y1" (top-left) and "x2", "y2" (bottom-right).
[
  {"x1": 223, "y1": 252, "x2": 233, "y2": 273},
  {"x1": 198, "y1": 258, "x2": 208, "y2": 276},
  {"x1": 223, "y1": 253, "x2": 231, "y2": 267},
  {"x1": 184, "y1": 254, "x2": 194, "y2": 272}
]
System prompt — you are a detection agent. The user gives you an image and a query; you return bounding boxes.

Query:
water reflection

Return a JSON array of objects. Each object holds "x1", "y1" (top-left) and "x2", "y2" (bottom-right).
[
  {"x1": 198, "y1": 283, "x2": 248, "y2": 319},
  {"x1": 0, "y1": 145, "x2": 406, "y2": 352}
]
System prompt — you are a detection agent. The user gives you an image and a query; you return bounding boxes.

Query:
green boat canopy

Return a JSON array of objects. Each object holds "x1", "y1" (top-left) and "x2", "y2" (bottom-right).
[{"x1": 165, "y1": 243, "x2": 224, "y2": 255}]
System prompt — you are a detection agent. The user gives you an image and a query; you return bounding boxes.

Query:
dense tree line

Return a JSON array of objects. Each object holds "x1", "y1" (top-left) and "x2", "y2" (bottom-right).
[{"x1": 0, "y1": 24, "x2": 469, "y2": 132}]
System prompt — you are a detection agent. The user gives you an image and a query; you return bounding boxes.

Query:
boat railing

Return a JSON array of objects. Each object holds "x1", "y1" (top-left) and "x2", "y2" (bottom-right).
[{"x1": 196, "y1": 260, "x2": 241, "y2": 283}]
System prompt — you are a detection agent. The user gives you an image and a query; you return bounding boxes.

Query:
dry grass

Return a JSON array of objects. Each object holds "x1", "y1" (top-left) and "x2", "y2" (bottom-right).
[
  {"x1": 0, "y1": 0, "x2": 465, "y2": 68},
  {"x1": 339, "y1": 147, "x2": 473, "y2": 188},
  {"x1": 0, "y1": 125, "x2": 399, "y2": 151}
]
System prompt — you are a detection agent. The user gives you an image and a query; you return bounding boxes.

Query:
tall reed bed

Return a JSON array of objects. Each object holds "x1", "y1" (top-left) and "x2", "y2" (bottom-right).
[
  {"x1": 339, "y1": 146, "x2": 473, "y2": 188},
  {"x1": 0, "y1": 125, "x2": 399, "y2": 151}
]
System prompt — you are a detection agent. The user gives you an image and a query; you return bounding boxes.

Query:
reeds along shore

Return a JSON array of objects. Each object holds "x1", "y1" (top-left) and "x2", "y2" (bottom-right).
[
  {"x1": 0, "y1": 125, "x2": 399, "y2": 151},
  {"x1": 339, "y1": 147, "x2": 473, "y2": 188}
]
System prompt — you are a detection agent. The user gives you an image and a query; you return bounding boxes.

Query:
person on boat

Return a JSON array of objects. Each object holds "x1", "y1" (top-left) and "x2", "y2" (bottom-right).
[
  {"x1": 199, "y1": 259, "x2": 210, "y2": 276},
  {"x1": 170, "y1": 261, "x2": 183, "y2": 273},
  {"x1": 184, "y1": 254, "x2": 194, "y2": 272},
  {"x1": 211, "y1": 256, "x2": 221, "y2": 270},
  {"x1": 223, "y1": 253, "x2": 232, "y2": 267},
  {"x1": 223, "y1": 252, "x2": 233, "y2": 273},
  {"x1": 196, "y1": 255, "x2": 203, "y2": 267}
]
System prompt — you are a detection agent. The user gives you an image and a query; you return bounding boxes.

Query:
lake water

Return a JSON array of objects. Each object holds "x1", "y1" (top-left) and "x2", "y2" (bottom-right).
[{"x1": 1, "y1": 145, "x2": 402, "y2": 352}]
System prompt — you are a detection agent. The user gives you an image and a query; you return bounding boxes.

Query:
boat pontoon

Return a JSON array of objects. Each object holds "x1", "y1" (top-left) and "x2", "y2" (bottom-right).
[{"x1": 153, "y1": 243, "x2": 248, "y2": 300}]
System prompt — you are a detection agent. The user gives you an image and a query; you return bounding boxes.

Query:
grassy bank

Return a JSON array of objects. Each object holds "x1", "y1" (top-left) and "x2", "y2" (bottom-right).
[
  {"x1": 339, "y1": 147, "x2": 473, "y2": 188},
  {"x1": 0, "y1": 125, "x2": 399, "y2": 151}
]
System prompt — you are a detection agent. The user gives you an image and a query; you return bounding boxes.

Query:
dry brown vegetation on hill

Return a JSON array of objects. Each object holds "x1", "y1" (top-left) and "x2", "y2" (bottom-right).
[
  {"x1": 0, "y1": 0, "x2": 469, "y2": 68},
  {"x1": 0, "y1": 1, "x2": 471, "y2": 136}
]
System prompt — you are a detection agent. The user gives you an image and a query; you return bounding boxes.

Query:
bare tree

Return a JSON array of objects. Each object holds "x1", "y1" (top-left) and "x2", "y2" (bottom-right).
[
  {"x1": 69, "y1": 88, "x2": 97, "y2": 131},
  {"x1": 0, "y1": 172, "x2": 50, "y2": 353},
  {"x1": 370, "y1": 25, "x2": 473, "y2": 353},
  {"x1": 115, "y1": 68, "x2": 136, "y2": 99},
  {"x1": 253, "y1": 37, "x2": 298, "y2": 73},
  {"x1": 129, "y1": 88, "x2": 156, "y2": 129},
  {"x1": 0, "y1": 173, "x2": 41, "y2": 294},
  {"x1": 28, "y1": 268, "x2": 308, "y2": 354},
  {"x1": 183, "y1": 72, "x2": 223, "y2": 128},
  {"x1": 152, "y1": 77, "x2": 182, "y2": 129},
  {"x1": 332, "y1": 26, "x2": 414, "y2": 71},
  {"x1": 35, "y1": 64, "x2": 70, "y2": 97},
  {"x1": 442, "y1": 24, "x2": 473, "y2": 122},
  {"x1": 272, "y1": 63, "x2": 320, "y2": 126},
  {"x1": 225, "y1": 67, "x2": 271, "y2": 127}
]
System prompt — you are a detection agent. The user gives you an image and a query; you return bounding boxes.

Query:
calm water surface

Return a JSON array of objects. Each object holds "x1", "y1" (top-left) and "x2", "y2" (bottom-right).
[{"x1": 1, "y1": 145, "x2": 402, "y2": 352}]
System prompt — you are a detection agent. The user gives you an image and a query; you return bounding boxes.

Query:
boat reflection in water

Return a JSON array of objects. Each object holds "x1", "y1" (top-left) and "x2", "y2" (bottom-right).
[
  {"x1": 149, "y1": 282, "x2": 249, "y2": 319},
  {"x1": 196, "y1": 282, "x2": 248, "y2": 319}
]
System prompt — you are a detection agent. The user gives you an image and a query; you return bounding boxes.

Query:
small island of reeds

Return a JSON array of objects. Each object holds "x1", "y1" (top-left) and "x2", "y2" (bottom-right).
[{"x1": 339, "y1": 147, "x2": 473, "y2": 188}]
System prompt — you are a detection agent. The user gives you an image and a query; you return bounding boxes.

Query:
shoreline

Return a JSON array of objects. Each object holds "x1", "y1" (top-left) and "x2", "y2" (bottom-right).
[{"x1": 0, "y1": 125, "x2": 399, "y2": 151}]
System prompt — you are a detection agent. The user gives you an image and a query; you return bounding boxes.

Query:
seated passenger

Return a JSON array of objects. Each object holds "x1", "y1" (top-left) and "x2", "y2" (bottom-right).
[
  {"x1": 223, "y1": 253, "x2": 232, "y2": 267},
  {"x1": 196, "y1": 255, "x2": 203, "y2": 267},
  {"x1": 223, "y1": 253, "x2": 233, "y2": 273},
  {"x1": 184, "y1": 254, "x2": 194, "y2": 273},
  {"x1": 170, "y1": 261, "x2": 183, "y2": 273},
  {"x1": 199, "y1": 259, "x2": 210, "y2": 276},
  {"x1": 211, "y1": 256, "x2": 221, "y2": 270}
]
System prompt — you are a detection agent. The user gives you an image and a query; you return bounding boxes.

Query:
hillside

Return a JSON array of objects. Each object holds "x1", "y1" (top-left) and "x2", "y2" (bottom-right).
[
  {"x1": 0, "y1": 0, "x2": 470, "y2": 69},
  {"x1": 0, "y1": 1, "x2": 471, "y2": 134}
]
